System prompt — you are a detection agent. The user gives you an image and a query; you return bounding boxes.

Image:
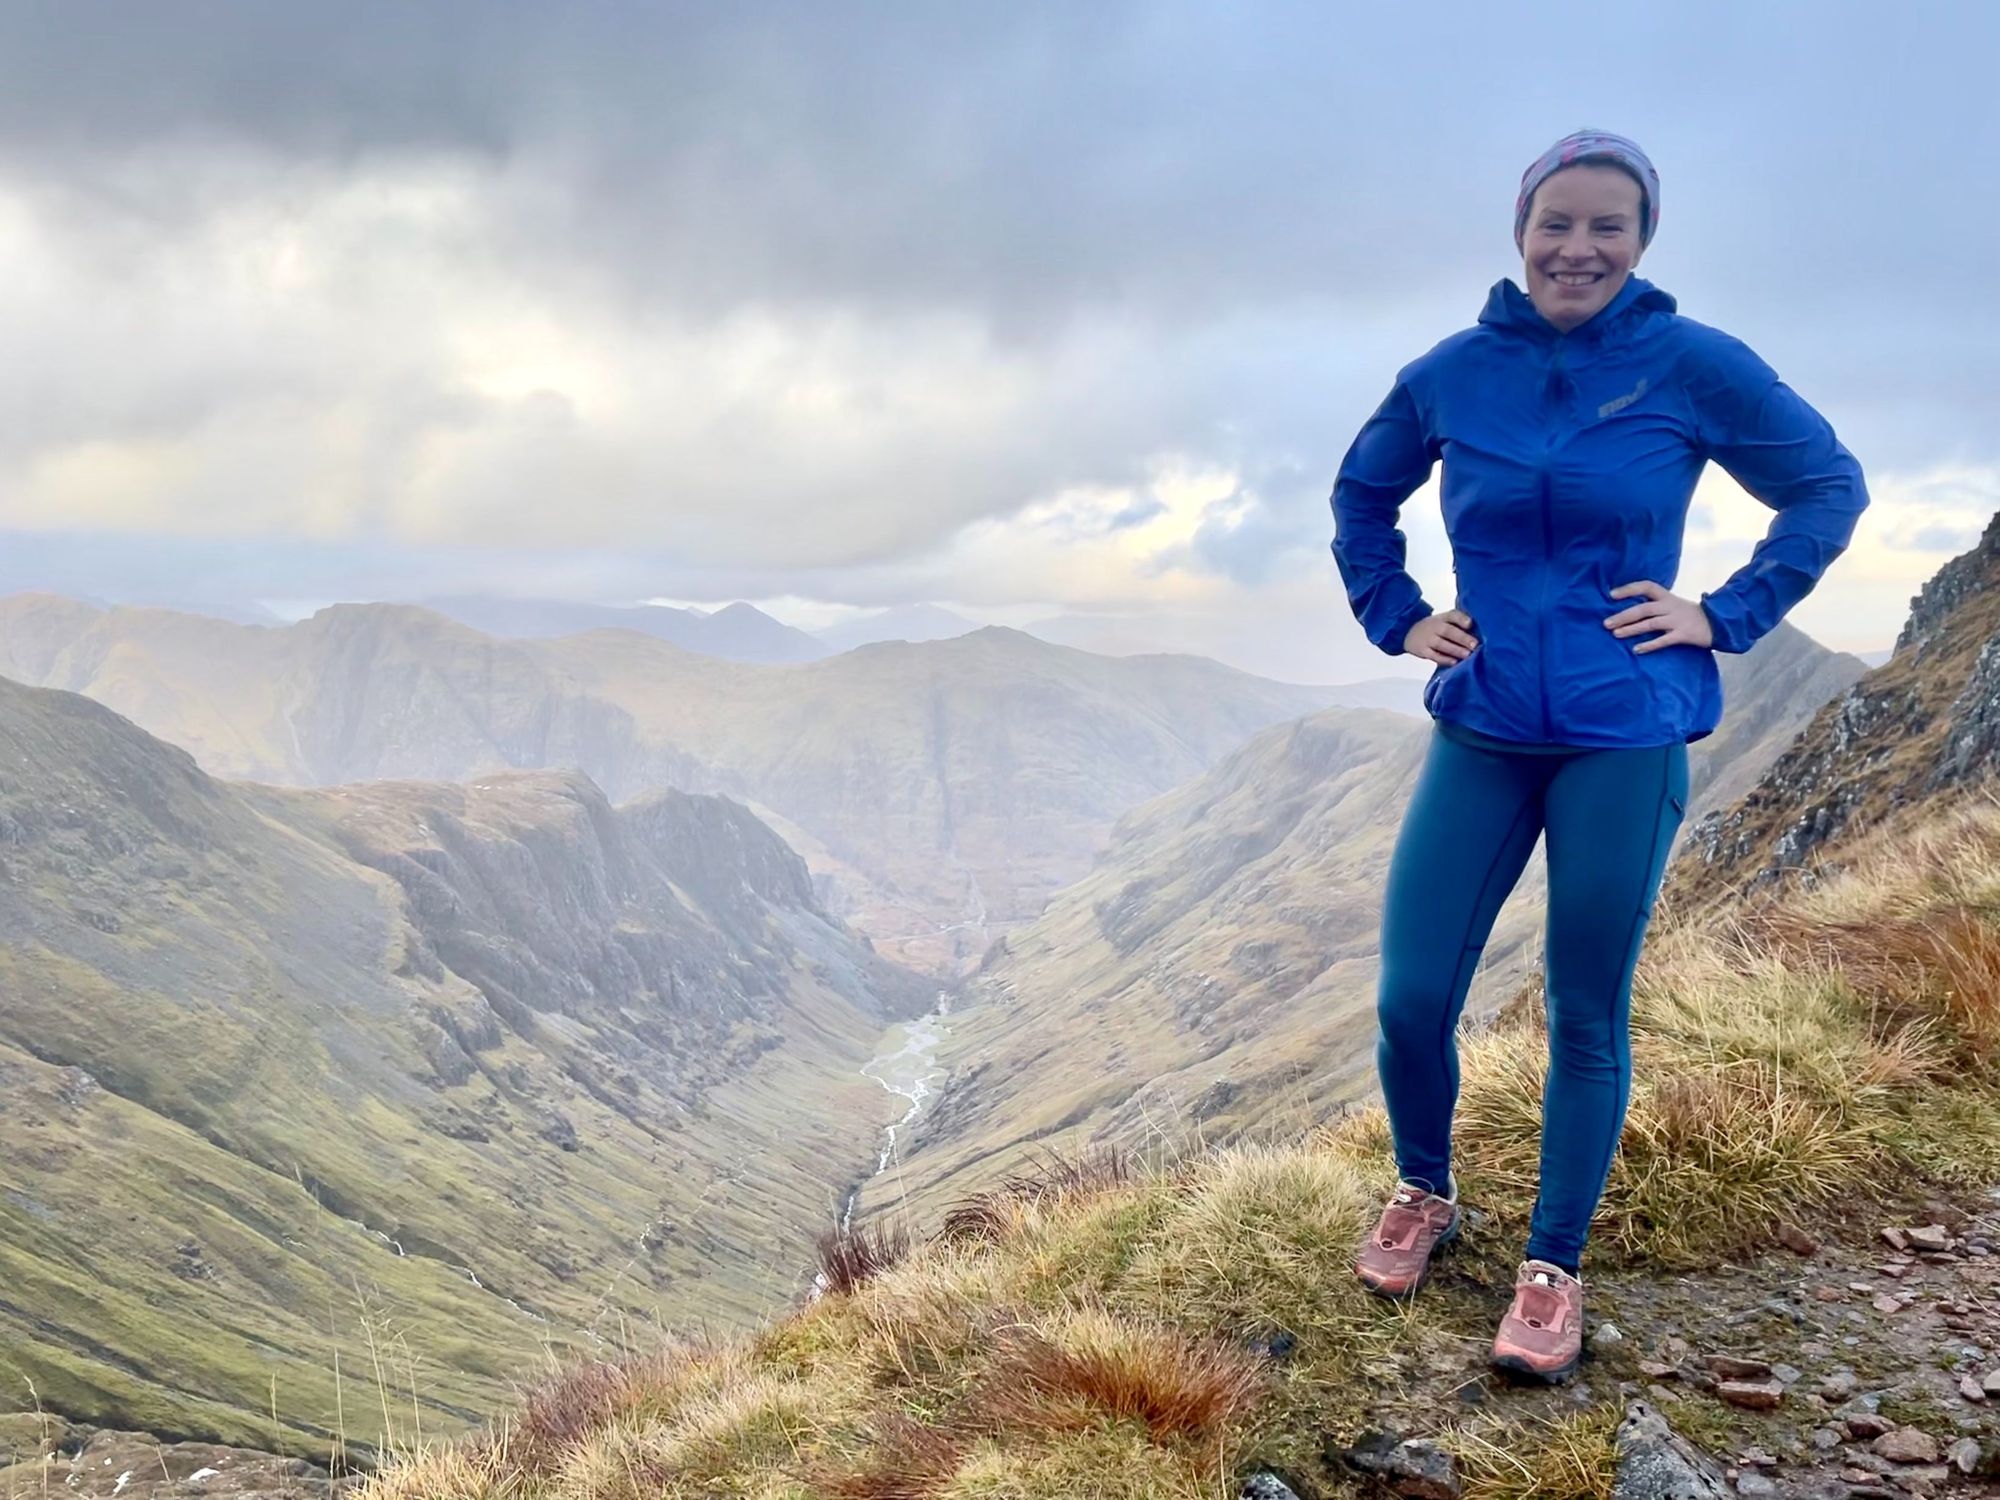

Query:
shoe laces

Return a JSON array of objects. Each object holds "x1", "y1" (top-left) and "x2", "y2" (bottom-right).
[
  {"x1": 1375, "y1": 1183, "x2": 1448, "y2": 1248},
  {"x1": 1508, "y1": 1260, "x2": 1581, "y2": 1330}
]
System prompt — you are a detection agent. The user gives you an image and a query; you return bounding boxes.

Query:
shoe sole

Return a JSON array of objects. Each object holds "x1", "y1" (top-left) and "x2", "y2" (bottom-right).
[
  {"x1": 1489, "y1": 1348, "x2": 1580, "y2": 1385},
  {"x1": 1355, "y1": 1210, "x2": 1462, "y2": 1300}
]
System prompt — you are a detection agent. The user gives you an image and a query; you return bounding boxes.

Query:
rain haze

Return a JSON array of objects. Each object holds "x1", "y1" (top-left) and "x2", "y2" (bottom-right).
[{"x1": 0, "y1": 0, "x2": 1993, "y2": 681}]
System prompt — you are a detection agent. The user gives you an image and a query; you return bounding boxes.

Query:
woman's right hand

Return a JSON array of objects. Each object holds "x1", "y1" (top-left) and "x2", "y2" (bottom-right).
[{"x1": 1403, "y1": 609, "x2": 1479, "y2": 665}]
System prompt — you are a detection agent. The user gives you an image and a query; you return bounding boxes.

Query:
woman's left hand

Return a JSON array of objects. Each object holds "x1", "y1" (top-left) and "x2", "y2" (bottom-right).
[{"x1": 1603, "y1": 580, "x2": 1715, "y2": 653}]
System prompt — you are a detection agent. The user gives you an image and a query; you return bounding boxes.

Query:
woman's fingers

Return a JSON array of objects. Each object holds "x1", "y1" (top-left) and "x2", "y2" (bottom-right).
[
  {"x1": 1438, "y1": 624, "x2": 1479, "y2": 650},
  {"x1": 1610, "y1": 606, "x2": 1672, "y2": 638}
]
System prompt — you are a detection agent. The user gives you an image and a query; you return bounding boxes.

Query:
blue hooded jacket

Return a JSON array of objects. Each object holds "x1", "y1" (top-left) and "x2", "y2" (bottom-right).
[{"x1": 1329, "y1": 274, "x2": 1869, "y2": 747}]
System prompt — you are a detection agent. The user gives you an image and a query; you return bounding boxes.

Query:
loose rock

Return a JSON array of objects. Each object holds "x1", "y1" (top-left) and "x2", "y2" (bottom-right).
[
  {"x1": 1717, "y1": 1379, "x2": 1784, "y2": 1410},
  {"x1": 1845, "y1": 1413, "x2": 1894, "y2": 1440},
  {"x1": 1947, "y1": 1437, "x2": 1981, "y2": 1475},
  {"x1": 1906, "y1": 1224, "x2": 1952, "y2": 1253},
  {"x1": 1707, "y1": 1354, "x2": 1773, "y2": 1381},
  {"x1": 1880, "y1": 1227, "x2": 1909, "y2": 1252},
  {"x1": 1985, "y1": 1368, "x2": 2000, "y2": 1397},
  {"x1": 1240, "y1": 1476, "x2": 1301, "y2": 1500},
  {"x1": 1962, "y1": 1373, "x2": 1988, "y2": 1402},
  {"x1": 1776, "y1": 1223, "x2": 1818, "y2": 1256},
  {"x1": 1333, "y1": 1432, "x2": 1461, "y2": 1500},
  {"x1": 1871, "y1": 1427, "x2": 1940, "y2": 1464},
  {"x1": 1731, "y1": 1474, "x2": 1775, "y2": 1496}
]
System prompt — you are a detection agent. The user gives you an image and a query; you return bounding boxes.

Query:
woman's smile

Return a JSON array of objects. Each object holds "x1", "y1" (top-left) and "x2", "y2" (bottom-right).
[{"x1": 1521, "y1": 162, "x2": 1643, "y2": 329}]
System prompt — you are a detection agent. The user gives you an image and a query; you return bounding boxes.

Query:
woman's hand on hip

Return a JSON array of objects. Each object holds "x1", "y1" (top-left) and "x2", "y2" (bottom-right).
[
  {"x1": 1404, "y1": 609, "x2": 1479, "y2": 664},
  {"x1": 1604, "y1": 581, "x2": 1715, "y2": 653}
]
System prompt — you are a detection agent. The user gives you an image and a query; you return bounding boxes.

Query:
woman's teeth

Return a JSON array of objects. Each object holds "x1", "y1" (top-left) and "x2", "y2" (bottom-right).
[{"x1": 1553, "y1": 272, "x2": 1601, "y2": 286}]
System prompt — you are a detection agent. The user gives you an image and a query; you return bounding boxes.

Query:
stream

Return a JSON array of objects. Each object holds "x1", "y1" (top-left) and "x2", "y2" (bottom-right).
[{"x1": 840, "y1": 991, "x2": 952, "y2": 1233}]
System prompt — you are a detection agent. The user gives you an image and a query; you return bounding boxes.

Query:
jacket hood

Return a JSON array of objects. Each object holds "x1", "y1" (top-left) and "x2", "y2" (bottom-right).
[{"x1": 1478, "y1": 273, "x2": 1677, "y2": 344}]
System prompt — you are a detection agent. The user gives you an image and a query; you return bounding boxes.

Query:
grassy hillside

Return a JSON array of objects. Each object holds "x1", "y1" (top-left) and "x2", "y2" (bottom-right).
[
  {"x1": 357, "y1": 790, "x2": 2000, "y2": 1499},
  {"x1": 0, "y1": 679, "x2": 922, "y2": 1459},
  {"x1": 0, "y1": 596, "x2": 1354, "y2": 971}
]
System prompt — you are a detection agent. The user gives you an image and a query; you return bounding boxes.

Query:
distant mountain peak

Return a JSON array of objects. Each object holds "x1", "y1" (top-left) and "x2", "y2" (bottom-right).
[{"x1": 814, "y1": 602, "x2": 982, "y2": 652}]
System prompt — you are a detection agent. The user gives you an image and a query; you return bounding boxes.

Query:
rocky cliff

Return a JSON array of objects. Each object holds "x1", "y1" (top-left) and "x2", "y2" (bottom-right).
[{"x1": 1668, "y1": 510, "x2": 2000, "y2": 907}]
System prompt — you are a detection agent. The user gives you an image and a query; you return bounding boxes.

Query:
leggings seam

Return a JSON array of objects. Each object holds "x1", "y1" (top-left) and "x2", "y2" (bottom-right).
[
  {"x1": 1580, "y1": 748, "x2": 1672, "y2": 1213},
  {"x1": 1431, "y1": 787, "x2": 1543, "y2": 1152}
]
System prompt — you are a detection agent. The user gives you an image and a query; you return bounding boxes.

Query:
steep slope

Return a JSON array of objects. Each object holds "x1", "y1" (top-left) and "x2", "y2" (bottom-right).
[
  {"x1": 878, "y1": 619, "x2": 1864, "y2": 1220},
  {"x1": 1668, "y1": 509, "x2": 2000, "y2": 908},
  {"x1": 1689, "y1": 620, "x2": 1869, "y2": 813},
  {"x1": 0, "y1": 598, "x2": 1350, "y2": 970},
  {"x1": 423, "y1": 596, "x2": 831, "y2": 664},
  {"x1": 0, "y1": 678, "x2": 925, "y2": 1455}
]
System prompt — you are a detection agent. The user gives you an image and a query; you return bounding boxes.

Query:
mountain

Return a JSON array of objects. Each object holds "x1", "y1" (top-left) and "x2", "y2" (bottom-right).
[
  {"x1": 1669, "y1": 509, "x2": 2000, "y2": 906},
  {"x1": 814, "y1": 603, "x2": 982, "y2": 651},
  {"x1": 870, "y1": 617, "x2": 1868, "y2": 1220},
  {"x1": 0, "y1": 597, "x2": 1352, "y2": 972},
  {"x1": 0, "y1": 676, "x2": 926, "y2": 1455},
  {"x1": 420, "y1": 595, "x2": 831, "y2": 663}
]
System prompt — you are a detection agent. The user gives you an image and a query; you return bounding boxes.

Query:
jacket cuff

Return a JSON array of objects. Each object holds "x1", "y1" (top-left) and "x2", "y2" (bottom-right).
[
  {"x1": 1698, "y1": 592, "x2": 1752, "y2": 655},
  {"x1": 1379, "y1": 599, "x2": 1434, "y2": 656}
]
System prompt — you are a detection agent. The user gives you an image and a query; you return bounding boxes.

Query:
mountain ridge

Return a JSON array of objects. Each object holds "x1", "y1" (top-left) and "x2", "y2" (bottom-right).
[
  {"x1": 0, "y1": 674, "x2": 926, "y2": 1455},
  {"x1": 0, "y1": 595, "x2": 1362, "y2": 971}
]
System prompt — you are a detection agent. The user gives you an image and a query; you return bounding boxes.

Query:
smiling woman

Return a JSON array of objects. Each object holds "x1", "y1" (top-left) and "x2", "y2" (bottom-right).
[{"x1": 1327, "y1": 127, "x2": 1871, "y2": 1386}]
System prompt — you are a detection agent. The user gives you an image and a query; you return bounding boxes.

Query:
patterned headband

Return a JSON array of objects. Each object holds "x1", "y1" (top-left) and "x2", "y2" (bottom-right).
[{"x1": 1514, "y1": 129, "x2": 1660, "y2": 251}]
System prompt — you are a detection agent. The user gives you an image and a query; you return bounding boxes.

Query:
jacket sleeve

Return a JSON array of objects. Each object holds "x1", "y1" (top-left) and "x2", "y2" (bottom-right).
[
  {"x1": 1690, "y1": 338, "x2": 1870, "y2": 655},
  {"x1": 1330, "y1": 376, "x2": 1438, "y2": 656}
]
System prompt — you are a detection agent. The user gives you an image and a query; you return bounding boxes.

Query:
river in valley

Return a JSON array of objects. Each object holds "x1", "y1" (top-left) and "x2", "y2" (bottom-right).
[{"x1": 840, "y1": 992, "x2": 952, "y2": 1232}]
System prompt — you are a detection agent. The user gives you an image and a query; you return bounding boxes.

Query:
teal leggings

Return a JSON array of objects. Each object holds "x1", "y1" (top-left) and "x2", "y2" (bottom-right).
[{"x1": 1376, "y1": 721, "x2": 1689, "y2": 1267}]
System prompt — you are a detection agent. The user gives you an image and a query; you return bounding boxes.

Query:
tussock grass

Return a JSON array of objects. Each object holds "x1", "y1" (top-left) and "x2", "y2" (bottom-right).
[
  {"x1": 367, "y1": 802, "x2": 2000, "y2": 1500},
  {"x1": 937, "y1": 1147, "x2": 1136, "y2": 1247},
  {"x1": 815, "y1": 1219, "x2": 915, "y2": 1297}
]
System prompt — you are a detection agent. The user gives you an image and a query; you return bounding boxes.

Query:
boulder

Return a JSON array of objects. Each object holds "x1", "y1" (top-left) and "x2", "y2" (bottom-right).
[{"x1": 1611, "y1": 1401, "x2": 1729, "y2": 1500}]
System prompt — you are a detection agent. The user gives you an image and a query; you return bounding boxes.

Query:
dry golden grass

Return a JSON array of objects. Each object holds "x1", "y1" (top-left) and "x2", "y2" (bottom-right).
[
  {"x1": 366, "y1": 800, "x2": 2000, "y2": 1500},
  {"x1": 938, "y1": 1146, "x2": 1136, "y2": 1247},
  {"x1": 1445, "y1": 1405, "x2": 1622, "y2": 1500}
]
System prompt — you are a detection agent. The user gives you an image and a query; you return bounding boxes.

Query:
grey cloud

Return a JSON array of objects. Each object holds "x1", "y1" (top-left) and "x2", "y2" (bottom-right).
[{"x1": 0, "y1": 0, "x2": 1991, "y2": 649}]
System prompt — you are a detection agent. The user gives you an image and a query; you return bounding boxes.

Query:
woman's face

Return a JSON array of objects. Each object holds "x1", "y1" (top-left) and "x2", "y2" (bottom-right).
[{"x1": 1522, "y1": 164, "x2": 1644, "y2": 332}]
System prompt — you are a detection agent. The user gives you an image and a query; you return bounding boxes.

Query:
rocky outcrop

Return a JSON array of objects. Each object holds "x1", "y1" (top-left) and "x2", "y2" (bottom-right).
[
  {"x1": 0, "y1": 1426, "x2": 353, "y2": 1500},
  {"x1": 1611, "y1": 1402, "x2": 1729, "y2": 1499},
  {"x1": 1668, "y1": 509, "x2": 2000, "y2": 906}
]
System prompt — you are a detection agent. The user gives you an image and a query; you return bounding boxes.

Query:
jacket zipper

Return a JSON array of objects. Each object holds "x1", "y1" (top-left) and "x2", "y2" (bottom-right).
[{"x1": 1538, "y1": 338, "x2": 1567, "y2": 742}]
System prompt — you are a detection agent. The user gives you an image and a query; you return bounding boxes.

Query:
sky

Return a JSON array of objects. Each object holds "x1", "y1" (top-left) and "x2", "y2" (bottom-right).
[{"x1": 0, "y1": 1, "x2": 1994, "y2": 683}]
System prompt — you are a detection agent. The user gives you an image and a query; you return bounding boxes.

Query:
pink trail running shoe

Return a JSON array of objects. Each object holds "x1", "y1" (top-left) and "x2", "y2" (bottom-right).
[
  {"x1": 1352, "y1": 1178, "x2": 1461, "y2": 1298},
  {"x1": 1490, "y1": 1259, "x2": 1585, "y2": 1383}
]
